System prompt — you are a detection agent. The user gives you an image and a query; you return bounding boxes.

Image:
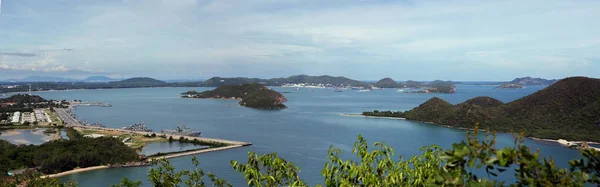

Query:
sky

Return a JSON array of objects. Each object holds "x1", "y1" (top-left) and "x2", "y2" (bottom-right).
[{"x1": 0, "y1": 0, "x2": 599, "y2": 81}]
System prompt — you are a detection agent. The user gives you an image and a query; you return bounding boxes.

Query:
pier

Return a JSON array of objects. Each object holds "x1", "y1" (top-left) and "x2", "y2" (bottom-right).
[{"x1": 55, "y1": 107, "x2": 251, "y2": 148}]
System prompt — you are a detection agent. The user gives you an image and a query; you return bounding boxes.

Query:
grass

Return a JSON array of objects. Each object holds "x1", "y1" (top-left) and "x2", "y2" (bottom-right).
[
  {"x1": 45, "y1": 109, "x2": 63, "y2": 125},
  {"x1": 77, "y1": 129, "x2": 167, "y2": 149}
]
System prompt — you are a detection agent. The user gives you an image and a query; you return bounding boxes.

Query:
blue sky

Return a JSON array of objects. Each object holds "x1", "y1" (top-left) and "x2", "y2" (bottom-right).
[{"x1": 0, "y1": 0, "x2": 599, "y2": 81}]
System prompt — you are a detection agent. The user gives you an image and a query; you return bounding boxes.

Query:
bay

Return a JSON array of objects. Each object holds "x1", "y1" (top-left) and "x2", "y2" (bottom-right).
[{"x1": 26, "y1": 84, "x2": 581, "y2": 186}]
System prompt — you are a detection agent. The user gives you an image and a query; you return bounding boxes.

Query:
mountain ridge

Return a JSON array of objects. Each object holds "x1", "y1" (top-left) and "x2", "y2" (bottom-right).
[{"x1": 364, "y1": 76, "x2": 600, "y2": 142}]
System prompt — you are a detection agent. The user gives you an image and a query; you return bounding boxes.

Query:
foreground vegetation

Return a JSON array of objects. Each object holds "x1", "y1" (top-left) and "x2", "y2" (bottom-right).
[
  {"x1": 365, "y1": 77, "x2": 600, "y2": 142},
  {"x1": 0, "y1": 132, "x2": 139, "y2": 176},
  {"x1": 3, "y1": 127, "x2": 599, "y2": 187}
]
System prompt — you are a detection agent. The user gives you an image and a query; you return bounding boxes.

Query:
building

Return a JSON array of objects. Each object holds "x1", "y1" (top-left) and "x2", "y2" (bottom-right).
[
  {"x1": 83, "y1": 134, "x2": 105, "y2": 138},
  {"x1": 21, "y1": 112, "x2": 36, "y2": 124},
  {"x1": 11, "y1": 112, "x2": 20, "y2": 123}
]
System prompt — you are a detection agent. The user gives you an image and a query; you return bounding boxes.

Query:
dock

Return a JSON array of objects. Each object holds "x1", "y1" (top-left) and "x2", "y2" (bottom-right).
[{"x1": 55, "y1": 107, "x2": 251, "y2": 146}]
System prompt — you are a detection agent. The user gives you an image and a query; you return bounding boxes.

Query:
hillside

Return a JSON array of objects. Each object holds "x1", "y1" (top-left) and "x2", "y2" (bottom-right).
[
  {"x1": 183, "y1": 84, "x2": 287, "y2": 109},
  {"x1": 83, "y1": 76, "x2": 120, "y2": 83},
  {"x1": 373, "y1": 78, "x2": 401, "y2": 88},
  {"x1": 364, "y1": 77, "x2": 600, "y2": 142},
  {"x1": 509, "y1": 77, "x2": 557, "y2": 85},
  {"x1": 109, "y1": 77, "x2": 166, "y2": 86},
  {"x1": 199, "y1": 75, "x2": 365, "y2": 87},
  {"x1": 3, "y1": 76, "x2": 78, "y2": 83},
  {"x1": 0, "y1": 94, "x2": 47, "y2": 103}
]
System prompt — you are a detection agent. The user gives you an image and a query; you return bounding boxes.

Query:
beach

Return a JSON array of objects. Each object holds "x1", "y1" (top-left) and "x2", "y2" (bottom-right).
[{"x1": 41, "y1": 166, "x2": 109, "y2": 178}]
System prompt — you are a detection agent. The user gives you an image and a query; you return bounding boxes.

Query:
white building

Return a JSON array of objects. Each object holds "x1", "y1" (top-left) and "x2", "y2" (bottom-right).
[
  {"x1": 11, "y1": 112, "x2": 20, "y2": 123},
  {"x1": 83, "y1": 134, "x2": 105, "y2": 138},
  {"x1": 21, "y1": 112, "x2": 36, "y2": 124}
]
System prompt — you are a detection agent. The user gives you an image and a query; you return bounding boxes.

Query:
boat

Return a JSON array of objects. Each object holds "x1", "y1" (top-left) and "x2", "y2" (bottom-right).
[
  {"x1": 296, "y1": 88, "x2": 300, "y2": 91},
  {"x1": 161, "y1": 124, "x2": 201, "y2": 137},
  {"x1": 358, "y1": 89, "x2": 371, "y2": 92},
  {"x1": 123, "y1": 123, "x2": 152, "y2": 132},
  {"x1": 397, "y1": 89, "x2": 405, "y2": 92},
  {"x1": 334, "y1": 89, "x2": 343, "y2": 92}
]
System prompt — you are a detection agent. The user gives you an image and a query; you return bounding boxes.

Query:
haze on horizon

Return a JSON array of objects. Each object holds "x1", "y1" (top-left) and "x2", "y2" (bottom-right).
[{"x1": 0, "y1": 0, "x2": 599, "y2": 81}]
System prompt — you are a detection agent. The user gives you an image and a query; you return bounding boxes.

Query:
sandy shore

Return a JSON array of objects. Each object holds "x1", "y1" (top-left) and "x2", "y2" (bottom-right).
[
  {"x1": 40, "y1": 166, "x2": 109, "y2": 178},
  {"x1": 0, "y1": 130, "x2": 21, "y2": 136},
  {"x1": 148, "y1": 145, "x2": 244, "y2": 161}
]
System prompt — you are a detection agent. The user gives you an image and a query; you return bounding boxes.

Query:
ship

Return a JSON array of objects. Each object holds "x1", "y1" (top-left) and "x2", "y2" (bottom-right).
[
  {"x1": 161, "y1": 124, "x2": 201, "y2": 137},
  {"x1": 123, "y1": 123, "x2": 153, "y2": 132}
]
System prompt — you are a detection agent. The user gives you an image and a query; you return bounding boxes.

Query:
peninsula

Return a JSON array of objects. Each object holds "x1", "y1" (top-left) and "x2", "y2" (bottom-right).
[
  {"x1": 362, "y1": 77, "x2": 600, "y2": 142},
  {"x1": 182, "y1": 84, "x2": 287, "y2": 110}
]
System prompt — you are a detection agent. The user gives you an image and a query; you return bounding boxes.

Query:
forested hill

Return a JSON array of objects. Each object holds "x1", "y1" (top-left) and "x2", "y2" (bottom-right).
[
  {"x1": 196, "y1": 75, "x2": 366, "y2": 87},
  {"x1": 0, "y1": 94, "x2": 47, "y2": 103},
  {"x1": 109, "y1": 77, "x2": 166, "y2": 85},
  {"x1": 364, "y1": 77, "x2": 600, "y2": 142},
  {"x1": 508, "y1": 77, "x2": 557, "y2": 85},
  {"x1": 183, "y1": 84, "x2": 287, "y2": 110}
]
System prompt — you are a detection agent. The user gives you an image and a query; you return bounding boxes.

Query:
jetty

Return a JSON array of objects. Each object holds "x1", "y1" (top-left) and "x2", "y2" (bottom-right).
[{"x1": 55, "y1": 108, "x2": 251, "y2": 146}]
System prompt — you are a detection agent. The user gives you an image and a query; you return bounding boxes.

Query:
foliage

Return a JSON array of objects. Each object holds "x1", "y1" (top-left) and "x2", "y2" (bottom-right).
[
  {"x1": 146, "y1": 157, "x2": 232, "y2": 187},
  {"x1": 361, "y1": 110, "x2": 405, "y2": 118},
  {"x1": 186, "y1": 84, "x2": 287, "y2": 110},
  {"x1": 2, "y1": 130, "x2": 600, "y2": 187},
  {"x1": 0, "y1": 94, "x2": 47, "y2": 103},
  {"x1": 231, "y1": 152, "x2": 306, "y2": 186},
  {"x1": 0, "y1": 136, "x2": 139, "y2": 175},
  {"x1": 365, "y1": 77, "x2": 600, "y2": 142}
]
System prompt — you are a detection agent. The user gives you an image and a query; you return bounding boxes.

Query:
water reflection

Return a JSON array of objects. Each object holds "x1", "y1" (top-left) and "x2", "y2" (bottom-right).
[
  {"x1": 0, "y1": 128, "x2": 57, "y2": 145},
  {"x1": 140, "y1": 141, "x2": 208, "y2": 156}
]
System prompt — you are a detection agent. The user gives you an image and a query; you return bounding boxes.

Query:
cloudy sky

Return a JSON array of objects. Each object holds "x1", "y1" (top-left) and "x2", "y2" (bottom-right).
[{"x1": 1, "y1": 0, "x2": 599, "y2": 81}]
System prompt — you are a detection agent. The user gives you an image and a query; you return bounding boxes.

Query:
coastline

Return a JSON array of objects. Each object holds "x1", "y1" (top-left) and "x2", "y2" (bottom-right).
[
  {"x1": 147, "y1": 145, "x2": 244, "y2": 161},
  {"x1": 341, "y1": 113, "x2": 600, "y2": 148},
  {"x1": 340, "y1": 114, "x2": 406, "y2": 120},
  {"x1": 40, "y1": 166, "x2": 109, "y2": 178}
]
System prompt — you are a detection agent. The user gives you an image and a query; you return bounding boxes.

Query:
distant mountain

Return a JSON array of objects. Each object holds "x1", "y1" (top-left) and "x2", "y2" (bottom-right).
[
  {"x1": 508, "y1": 77, "x2": 557, "y2": 85},
  {"x1": 364, "y1": 76, "x2": 600, "y2": 142},
  {"x1": 278, "y1": 75, "x2": 364, "y2": 86},
  {"x1": 109, "y1": 77, "x2": 166, "y2": 85},
  {"x1": 372, "y1": 78, "x2": 402, "y2": 88},
  {"x1": 163, "y1": 79, "x2": 205, "y2": 83},
  {"x1": 198, "y1": 75, "x2": 366, "y2": 87},
  {"x1": 83, "y1": 76, "x2": 121, "y2": 83},
  {"x1": 3, "y1": 76, "x2": 78, "y2": 83}
]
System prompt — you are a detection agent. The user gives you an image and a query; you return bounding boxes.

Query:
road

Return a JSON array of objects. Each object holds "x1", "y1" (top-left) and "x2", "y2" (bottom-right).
[{"x1": 55, "y1": 108, "x2": 81, "y2": 126}]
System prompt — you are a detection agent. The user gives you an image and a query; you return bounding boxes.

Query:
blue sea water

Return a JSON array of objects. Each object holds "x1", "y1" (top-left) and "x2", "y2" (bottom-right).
[{"x1": 24, "y1": 84, "x2": 584, "y2": 186}]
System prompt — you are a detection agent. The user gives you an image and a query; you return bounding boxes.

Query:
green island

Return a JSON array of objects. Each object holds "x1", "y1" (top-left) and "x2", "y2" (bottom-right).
[
  {"x1": 363, "y1": 76, "x2": 600, "y2": 142},
  {"x1": 496, "y1": 83, "x2": 525, "y2": 89},
  {"x1": 182, "y1": 84, "x2": 287, "y2": 110}
]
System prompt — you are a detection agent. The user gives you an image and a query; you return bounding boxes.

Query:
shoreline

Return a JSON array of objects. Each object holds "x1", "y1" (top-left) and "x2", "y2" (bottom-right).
[
  {"x1": 340, "y1": 114, "x2": 406, "y2": 120},
  {"x1": 39, "y1": 145, "x2": 247, "y2": 179},
  {"x1": 40, "y1": 166, "x2": 109, "y2": 178},
  {"x1": 341, "y1": 113, "x2": 600, "y2": 147}
]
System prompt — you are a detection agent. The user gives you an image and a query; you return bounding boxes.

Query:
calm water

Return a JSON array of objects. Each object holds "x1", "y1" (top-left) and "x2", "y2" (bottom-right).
[
  {"x1": 0, "y1": 128, "x2": 54, "y2": 145},
  {"x1": 141, "y1": 142, "x2": 208, "y2": 156},
  {"x1": 25, "y1": 85, "x2": 583, "y2": 186}
]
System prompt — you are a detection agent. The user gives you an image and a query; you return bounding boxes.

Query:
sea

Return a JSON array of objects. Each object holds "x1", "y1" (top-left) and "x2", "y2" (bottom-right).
[{"x1": 12, "y1": 84, "x2": 583, "y2": 186}]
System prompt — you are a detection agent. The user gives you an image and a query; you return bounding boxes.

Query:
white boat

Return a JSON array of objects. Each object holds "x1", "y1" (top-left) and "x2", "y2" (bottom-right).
[
  {"x1": 397, "y1": 89, "x2": 405, "y2": 92},
  {"x1": 358, "y1": 89, "x2": 371, "y2": 92}
]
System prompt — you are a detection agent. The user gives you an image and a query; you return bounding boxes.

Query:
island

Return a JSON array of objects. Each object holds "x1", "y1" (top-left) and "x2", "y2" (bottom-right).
[
  {"x1": 182, "y1": 84, "x2": 287, "y2": 110},
  {"x1": 508, "y1": 77, "x2": 557, "y2": 85},
  {"x1": 361, "y1": 77, "x2": 600, "y2": 142},
  {"x1": 496, "y1": 84, "x2": 525, "y2": 89}
]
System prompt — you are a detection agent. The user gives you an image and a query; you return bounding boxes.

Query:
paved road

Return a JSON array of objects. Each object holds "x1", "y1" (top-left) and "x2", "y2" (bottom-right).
[{"x1": 55, "y1": 108, "x2": 81, "y2": 126}]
